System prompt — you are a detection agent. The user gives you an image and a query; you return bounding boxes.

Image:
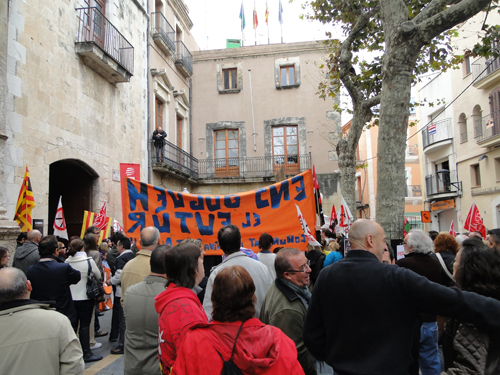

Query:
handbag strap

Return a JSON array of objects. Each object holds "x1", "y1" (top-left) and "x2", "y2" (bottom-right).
[
  {"x1": 436, "y1": 253, "x2": 454, "y2": 281},
  {"x1": 86, "y1": 259, "x2": 92, "y2": 279}
]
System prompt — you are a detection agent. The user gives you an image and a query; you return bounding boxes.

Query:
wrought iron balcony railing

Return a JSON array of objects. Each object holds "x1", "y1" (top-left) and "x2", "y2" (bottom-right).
[
  {"x1": 472, "y1": 56, "x2": 500, "y2": 84},
  {"x1": 198, "y1": 154, "x2": 311, "y2": 179},
  {"x1": 151, "y1": 140, "x2": 198, "y2": 179},
  {"x1": 422, "y1": 118, "x2": 452, "y2": 149},
  {"x1": 175, "y1": 40, "x2": 193, "y2": 76},
  {"x1": 151, "y1": 12, "x2": 175, "y2": 54},
  {"x1": 474, "y1": 110, "x2": 500, "y2": 143},
  {"x1": 405, "y1": 185, "x2": 422, "y2": 198},
  {"x1": 76, "y1": 7, "x2": 134, "y2": 75},
  {"x1": 425, "y1": 170, "x2": 461, "y2": 196}
]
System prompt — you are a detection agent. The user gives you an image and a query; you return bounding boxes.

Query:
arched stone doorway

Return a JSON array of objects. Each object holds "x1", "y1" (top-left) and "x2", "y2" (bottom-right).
[{"x1": 48, "y1": 159, "x2": 99, "y2": 239}]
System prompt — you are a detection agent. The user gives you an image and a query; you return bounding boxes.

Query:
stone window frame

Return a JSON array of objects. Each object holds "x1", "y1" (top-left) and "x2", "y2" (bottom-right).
[
  {"x1": 203, "y1": 122, "x2": 247, "y2": 178},
  {"x1": 274, "y1": 57, "x2": 301, "y2": 90},
  {"x1": 216, "y1": 63, "x2": 243, "y2": 94},
  {"x1": 174, "y1": 91, "x2": 189, "y2": 150},
  {"x1": 264, "y1": 117, "x2": 307, "y2": 159}
]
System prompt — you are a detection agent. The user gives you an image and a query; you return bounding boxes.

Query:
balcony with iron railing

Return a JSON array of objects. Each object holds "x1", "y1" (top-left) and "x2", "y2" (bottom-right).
[
  {"x1": 75, "y1": 7, "x2": 134, "y2": 84},
  {"x1": 405, "y1": 185, "x2": 422, "y2": 198},
  {"x1": 474, "y1": 110, "x2": 500, "y2": 147},
  {"x1": 175, "y1": 40, "x2": 193, "y2": 77},
  {"x1": 471, "y1": 56, "x2": 500, "y2": 89},
  {"x1": 198, "y1": 154, "x2": 311, "y2": 180},
  {"x1": 151, "y1": 12, "x2": 175, "y2": 56},
  {"x1": 422, "y1": 118, "x2": 453, "y2": 151},
  {"x1": 425, "y1": 170, "x2": 462, "y2": 197},
  {"x1": 151, "y1": 140, "x2": 198, "y2": 180}
]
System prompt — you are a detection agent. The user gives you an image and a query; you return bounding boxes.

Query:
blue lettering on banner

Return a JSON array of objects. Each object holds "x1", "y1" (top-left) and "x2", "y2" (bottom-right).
[
  {"x1": 175, "y1": 212, "x2": 193, "y2": 233},
  {"x1": 253, "y1": 213, "x2": 261, "y2": 227},
  {"x1": 224, "y1": 195, "x2": 240, "y2": 208},
  {"x1": 154, "y1": 187, "x2": 167, "y2": 213},
  {"x1": 164, "y1": 238, "x2": 173, "y2": 247},
  {"x1": 273, "y1": 237, "x2": 279, "y2": 245},
  {"x1": 295, "y1": 236, "x2": 300, "y2": 243},
  {"x1": 190, "y1": 196, "x2": 204, "y2": 210},
  {"x1": 217, "y1": 212, "x2": 231, "y2": 226},
  {"x1": 292, "y1": 175, "x2": 306, "y2": 201},
  {"x1": 128, "y1": 180, "x2": 149, "y2": 211},
  {"x1": 152, "y1": 213, "x2": 170, "y2": 233},
  {"x1": 249, "y1": 238, "x2": 255, "y2": 247},
  {"x1": 206, "y1": 197, "x2": 221, "y2": 212},
  {"x1": 280, "y1": 238, "x2": 287, "y2": 245},
  {"x1": 167, "y1": 191, "x2": 185, "y2": 208},
  {"x1": 128, "y1": 212, "x2": 146, "y2": 233},
  {"x1": 242, "y1": 212, "x2": 251, "y2": 228},
  {"x1": 270, "y1": 180, "x2": 290, "y2": 208},
  {"x1": 195, "y1": 212, "x2": 214, "y2": 235},
  {"x1": 287, "y1": 235, "x2": 294, "y2": 244},
  {"x1": 255, "y1": 188, "x2": 269, "y2": 209}
]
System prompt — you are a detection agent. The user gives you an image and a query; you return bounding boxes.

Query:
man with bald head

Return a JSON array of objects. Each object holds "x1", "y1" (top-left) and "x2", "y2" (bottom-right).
[
  {"x1": 13, "y1": 229, "x2": 42, "y2": 275},
  {"x1": 303, "y1": 219, "x2": 500, "y2": 375},
  {"x1": 120, "y1": 227, "x2": 161, "y2": 304}
]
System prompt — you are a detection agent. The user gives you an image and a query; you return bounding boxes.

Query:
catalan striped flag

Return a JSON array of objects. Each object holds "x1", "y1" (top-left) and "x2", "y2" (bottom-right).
[
  {"x1": 265, "y1": 1, "x2": 269, "y2": 24},
  {"x1": 13, "y1": 166, "x2": 36, "y2": 231},
  {"x1": 80, "y1": 209, "x2": 113, "y2": 243},
  {"x1": 253, "y1": 0, "x2": 258, "y2": 29}
]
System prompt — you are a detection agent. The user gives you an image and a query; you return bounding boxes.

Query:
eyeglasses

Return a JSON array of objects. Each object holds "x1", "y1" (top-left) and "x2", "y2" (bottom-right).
[{"x1": 286, "y1": 260, "x2": 311, "y2": 273}]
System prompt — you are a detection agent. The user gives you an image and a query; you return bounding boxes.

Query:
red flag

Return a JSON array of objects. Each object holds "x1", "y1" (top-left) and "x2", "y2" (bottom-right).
[
  {"x1": 329, "y1": 204, "x2": 338, "y2": 231},
  {"x1": 449, "y1": 220, "x2": 456, "y2": 237},
  {"x1": 93, "y1": 202, "x2": 108, "y2": 230},
  {"x1": 463, "y1": 203, "x2": 486, "y2": 239},
  {"x1": 312, "y1": 165, "x2": 325, "y2": 226},
  {"x1": 253, "y1": 1, "x2": 258, "y2": 29}
]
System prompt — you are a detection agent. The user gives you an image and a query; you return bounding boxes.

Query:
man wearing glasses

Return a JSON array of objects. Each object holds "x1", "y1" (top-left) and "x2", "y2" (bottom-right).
[{"x1": 260, "y1": 248, "x2": 316, "y2": 375}]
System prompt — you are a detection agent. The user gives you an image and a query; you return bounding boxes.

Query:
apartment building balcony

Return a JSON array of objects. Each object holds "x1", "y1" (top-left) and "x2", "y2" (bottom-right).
[
  {"x1": 151, "y1": 12, "x2": 175, "y2": 56},
  {"x1": 75, "y1": 7, "x2": 134, "y2": 84},
  {"x1": 472, "y1": 57, "x2": 500, "y2": 90},
  {"x1": 405, "y1": 145, "x2": 418, "y2": 161},
  {"x1": 175, "y1": 40, "x2": 193, "y2": 77},
  {"x1": 151, "y1": 140, "x2": 198, "y2": 181},
  {"x1": 425, "y1": 170, "x2": 462, "y2": 198},
  {"x1": 422, "y1": 118, "x2": 453, "y2": 152},
  {"x1": 405, "y1": 185, "x2": 422, "y2": 198},
  {"x1": 475, "y1": 110, "x2": 500, "y2": 148},
  {"x1": 198, "y1": 154, "x2": 311, "y2": 181}
]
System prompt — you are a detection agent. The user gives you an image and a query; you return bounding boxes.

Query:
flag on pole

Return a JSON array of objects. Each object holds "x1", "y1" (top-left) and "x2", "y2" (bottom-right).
[
  {"x1": 253, "y1": 1, "x2": 258, "y2": 29},
  {"x1": 13, "y1": 166, "x2": 36, "y2": 231},
  {"x1": 53, "y1": 196, "x2": 68, "y2": 240},
  {"x1": 329, "y1": 204, "x2": 338, "y2": 231},
  {"x1": 428, "y1": 124, "x2": 437, "y2": 136},
  {"x1": 81, "y1": 208, "x2": 113, "y2": 243},
  {"x1": 463, "y1": 203, "x2": 486, "y2": 239},
  {"x1": 403, "y1": 217, "x2": 411, "y2": 237},
  {"x1": 449, "y1": 220, "x2": 456, "y2": 237},
  {"x1": 278, "y1": 0, "x2": 283, "y2": 24},
  {"x1": 296, "y1": 204, "x2": 322, "y2": 247},
  {"x1": 265, "y1": 0, "x2": 269, "y2": 24},
  {"x1": 93, "y1": 202, "x2": 108, "y2": 230},
  {"x1": 337, "y1": 195, "x2": 354, "y2": 234},
  {"x1": 113, "y1": 219, "x2": 123, "y2": 233},
  {"x1": 312, "y1": 165, "x2": 325, "y2": 226},
  {"x1": 239, "y1": 1, "x2": 246, "y2": 31}
]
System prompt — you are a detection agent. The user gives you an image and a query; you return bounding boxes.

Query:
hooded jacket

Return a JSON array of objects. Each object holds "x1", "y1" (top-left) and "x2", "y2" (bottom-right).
[
  {"x1": 172, "y1": 318, "x2": 305, "y2": 375},
  {"x1": 13, "y1": 241, "x2": 39, "y2": 275},
  {"x1": 155, "y1": 283, "x2": 208, "y2": 375}
]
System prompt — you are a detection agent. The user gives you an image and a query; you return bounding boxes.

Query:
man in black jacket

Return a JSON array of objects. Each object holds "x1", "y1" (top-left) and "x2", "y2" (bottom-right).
[
  {"x1": 303, "y1": 219, "x2": 500, "y2": 375},
  {"x1": 152, "y1": 127, "x2": 167, "y2": 163},
  {"x1": 27, "y1": 235, "x2": 81, "y2": 329}
]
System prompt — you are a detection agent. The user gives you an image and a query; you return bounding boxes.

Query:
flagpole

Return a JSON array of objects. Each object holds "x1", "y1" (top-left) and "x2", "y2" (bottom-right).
[{"x1": 281, "y1": 24, "x2": 283, "y2": 43}]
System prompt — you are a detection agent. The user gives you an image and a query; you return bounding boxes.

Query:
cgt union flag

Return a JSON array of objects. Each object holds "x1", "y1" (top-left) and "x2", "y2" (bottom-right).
[
  {"x1": 463, "y1": 203, "x2": 486, "y2": 239},
  {"x1": 53, "y1": 196, "x2": 68, "y2": 240}
]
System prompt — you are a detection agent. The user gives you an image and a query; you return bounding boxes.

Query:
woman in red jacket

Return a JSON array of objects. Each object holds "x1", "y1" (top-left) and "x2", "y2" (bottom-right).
[
  {"x1": 172, "y1": 265, "x2": 305, "y2": 375},
  {"x1": 155, "y1": 242, "x2": 207, "y2": 375}
]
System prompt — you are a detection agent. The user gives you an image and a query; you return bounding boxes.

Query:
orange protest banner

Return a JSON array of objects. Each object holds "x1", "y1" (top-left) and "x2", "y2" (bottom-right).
[{"x1": 122, "y1": 170, "x2": 316, "y2": 255}]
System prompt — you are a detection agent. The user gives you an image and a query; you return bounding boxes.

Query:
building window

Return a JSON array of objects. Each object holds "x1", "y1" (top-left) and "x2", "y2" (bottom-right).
[
  {"x1": 223, "y1": 68, "x2": 237, "y2": 90},
  {"x1": 215, "y1": 129, "x2": 239, "y2": 177},
  {"x1": 272, "y1": 125, "x2": 299, "y2": 174},
  {"x1": 471, "y1": 164, "x2": 481, "y2": 187},
  {"x1": 458, "y1": 113, "x2": 467, "y2": 143},
  {"x1": 464, "y1": 56, "x2": 471, "y2": 76},
  {"x1": 280, "y1": 65, "x2": 295, "y2": 86},
  {"x1": 176, "y1": 115, "x2": 183, "y2": 149},
  {"x1": 155, "y1": 99, "x2": 163, "y2": 129},
  {"x1": 495, "y1": 157, "x2": 500, "y2": 181}
]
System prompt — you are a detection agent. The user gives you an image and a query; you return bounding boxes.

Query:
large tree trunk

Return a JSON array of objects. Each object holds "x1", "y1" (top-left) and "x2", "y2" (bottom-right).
[{"x1": 337, "y1": 138, "x2": 357, "y2": 215}]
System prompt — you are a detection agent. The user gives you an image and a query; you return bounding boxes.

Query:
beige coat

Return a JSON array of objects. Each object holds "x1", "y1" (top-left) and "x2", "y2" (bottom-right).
[
  {"x1": 0, "y1": 301, "x2": 84, "y2": 374},
  {"x1": 120, "y1": 249, "x2": 152, "y2": 304}
]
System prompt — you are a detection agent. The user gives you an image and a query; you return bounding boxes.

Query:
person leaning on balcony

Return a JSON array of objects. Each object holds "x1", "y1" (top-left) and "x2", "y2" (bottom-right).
[{"x1": 153, "y1": 127, "x2": 167, "y2": 163}]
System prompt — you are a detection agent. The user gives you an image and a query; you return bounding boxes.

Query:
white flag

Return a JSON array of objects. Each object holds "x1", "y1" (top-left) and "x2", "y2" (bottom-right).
[
  {"x1": 113, "y1": 219, "x2": 123, "y2": 233},
  {"x1": 296, "y1": 204, "x2": 322, "y2": 247},
  {"x1": 336, "y1": 195, "x2": 354, "y2": 235},
  {"x1": 53, "y1": 196, "x2": 68, "y2": 240}
]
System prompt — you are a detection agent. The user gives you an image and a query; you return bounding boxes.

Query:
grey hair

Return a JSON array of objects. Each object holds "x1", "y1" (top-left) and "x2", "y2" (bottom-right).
[
  {"x1": 141, "y1": 227, "x2": 160, "y2": 247},
  {"x1": 455, "y1": 234, "x2": 468, "y2": 246},
  {"x1": 0, "y1": 268, "x2": 28, "y2": 303},
  {"x1": 407, "y1": 229, "x2": 434, "y2": 254},
  {"x1": 275, "y1": 248, "x2": 302, "y2": 278}
]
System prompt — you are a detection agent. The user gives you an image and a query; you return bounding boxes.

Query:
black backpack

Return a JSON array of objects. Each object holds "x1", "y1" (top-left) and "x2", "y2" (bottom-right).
[{"x1": 215, "y1": 322, "x2": 245, "y2": 375}]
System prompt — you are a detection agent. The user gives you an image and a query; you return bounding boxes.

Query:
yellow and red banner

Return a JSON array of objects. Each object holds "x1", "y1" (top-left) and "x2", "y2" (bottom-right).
[
  {"x1": 122, "y1": 170, "x2": 316, "y2": 255},
  {"x1": 14, "y1": 166, "x2": 36, "y2": 231},
  {"x1": 80, "y1": 210, "x2": 113, "y2": 243}
]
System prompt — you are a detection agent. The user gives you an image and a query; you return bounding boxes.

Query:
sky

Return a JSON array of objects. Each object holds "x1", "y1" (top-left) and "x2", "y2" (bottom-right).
[{"x1": 183, "y1": 0, "x2": 337, "y2": 50}]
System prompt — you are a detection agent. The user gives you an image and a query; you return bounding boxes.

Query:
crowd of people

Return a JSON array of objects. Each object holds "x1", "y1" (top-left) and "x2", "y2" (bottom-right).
[{"x1": 0, "y1": 221, "x2": 500, "y2": 375}]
